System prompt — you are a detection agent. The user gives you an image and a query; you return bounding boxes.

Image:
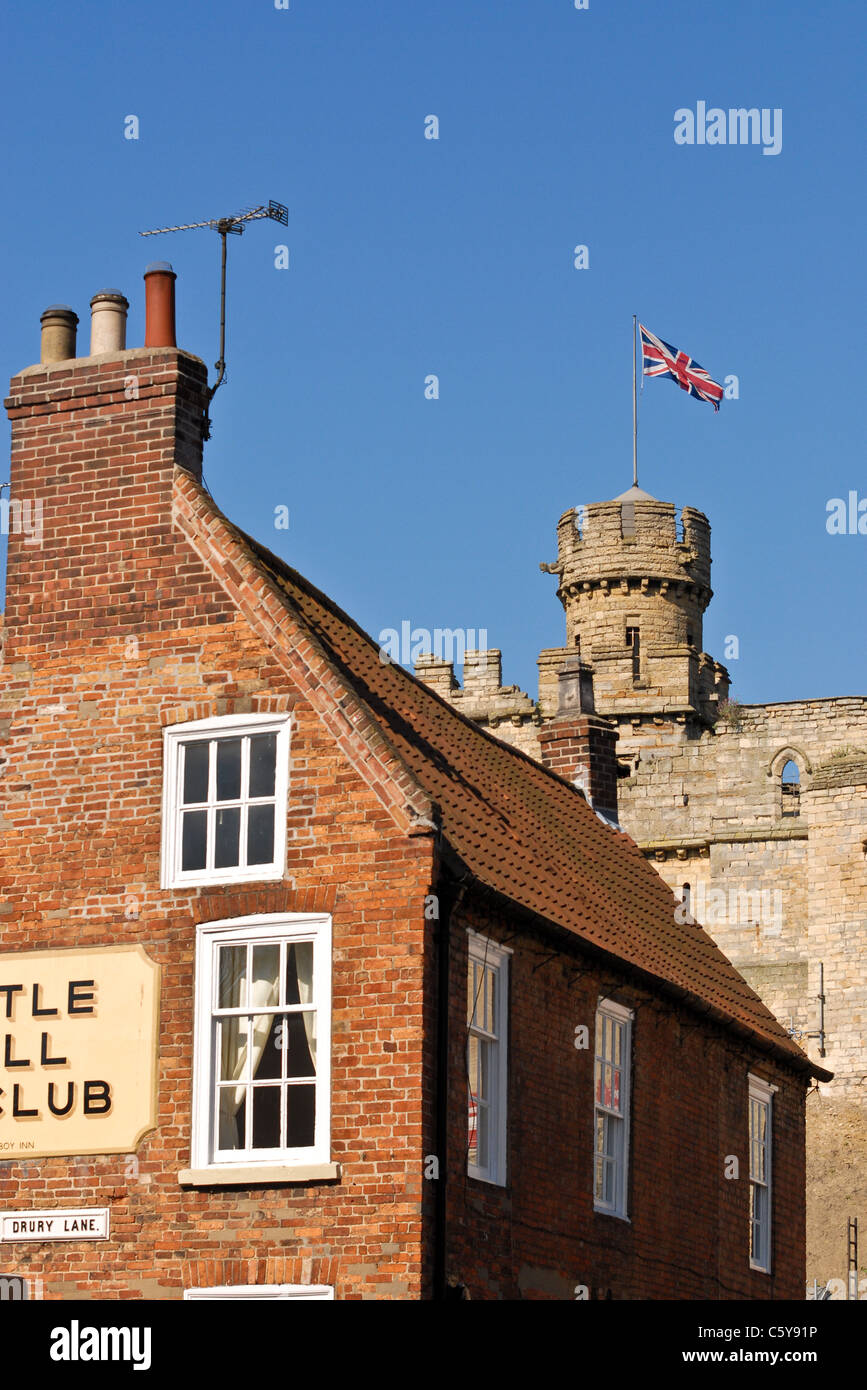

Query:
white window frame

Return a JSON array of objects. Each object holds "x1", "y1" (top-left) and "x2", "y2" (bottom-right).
[
  {"x1": 593, "y1": 998, "x2": 633, "y2": 1220},
  {"x1": 161, "y1": 712, "x2": 290, "y2": 889},
  {"x1": 466, "y1": 930, "x2": 511, "y2": 1187},
  {"x1": 190, "y1": 913, "x2": 332, "y2": 1173},
  {"x1": 184, "y1": 1284, "x2": 334, "y2": 1300},
  {"x1": 748, "y1": 1074, "x2": 776, "y2": 1273}
]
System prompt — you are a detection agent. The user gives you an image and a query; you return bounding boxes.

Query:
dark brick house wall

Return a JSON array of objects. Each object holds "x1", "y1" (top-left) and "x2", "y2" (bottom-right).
[{"x1": 443, "y1": 896, "x2": 805, "y2": 1300}]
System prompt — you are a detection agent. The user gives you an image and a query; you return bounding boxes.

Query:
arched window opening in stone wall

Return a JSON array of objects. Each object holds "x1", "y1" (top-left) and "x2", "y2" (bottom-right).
[{"x1": 781, "y1": 759, "x2": 801, "y2": 817}]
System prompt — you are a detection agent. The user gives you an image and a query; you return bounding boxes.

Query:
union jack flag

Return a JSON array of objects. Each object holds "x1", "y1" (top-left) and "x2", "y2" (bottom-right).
[{"x1": 639, "y1": 324, "x2": 724, "y2": 411}]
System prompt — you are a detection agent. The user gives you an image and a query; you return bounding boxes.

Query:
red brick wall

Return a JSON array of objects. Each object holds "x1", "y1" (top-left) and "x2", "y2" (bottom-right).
[
  {"x1": 444, "y1": 895, "x2": 806, "y2": 1300},
  {"x1": 0, "y1": 350, "x2": 438, "y2": 1299}
]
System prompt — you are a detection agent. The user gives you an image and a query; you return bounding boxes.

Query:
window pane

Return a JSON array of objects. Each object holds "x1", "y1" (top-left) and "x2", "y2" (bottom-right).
[
  {"x1": 750, "y1": 1100, "x2": 767, "y2": 1179},
  {"x1": 751, "y1": 1184, "x2": 768, "y2": 1259},
  {"x1": 182, "y1": 741, "x2": 210, "y2": 804},
  {"x1": 214, "y1": 807, "x2": 241, "y2": 868},
  {"x1": 250, "y1": 1014, "x2": 280, "y2": 1079},
  {"x1": 285, "y1": 942, "x2": 314, "y2": 1006},
  {"x1": 249, "y1": 733, "x2": 277, "y2": 798},
  {"x1": 251, "y1": 944, "x2": 280, "y2": 1000},
  {"x1": 286, "y1": 1013, "x2": 316, "y2": 1077},
  {"x1": 216, "y1": 738, "x2": 242, "y2": 801},
  {"x1": 218, "y1": 949, "x2": 247, "y2": 1009},
  {"x1": 218, "y1": 1086, "x2": 245, "y2": 1150},
  {"x1": 476, "y1": 1099, "x2": 489, "y2": 1170},
  {"x1": 287, "y1": 1084, "x2": 316, "y2": 1148},
  {"x1": 468, "y1": 1033, "x2": 480, "y2": 1095},
  {"x1": 478, "y1": 1036, "x2": 490, "y2": 1102},
  {"x1": 603, "y1": 1157, "x2": 615, "y2": 1206},
  {"x1": 251, "y1": 1085, "x2": 281, "y2": 1148},
  {"x1": 595, "y1": 1111, "x2": 607, "y2": 1160},
  {"x1": 468, "y1": 1087, "x2": 478, "y2": 1165},
  {"x1": 181, "y1": 809, "x2": 207, "y2": 871},
  {"x1": 472, "y1": 962, "x2": 483, "y2": 1028},
  {"x1": 247, "y1": 804, "x2": 275, "y2": 865},
  {"x1": 219, "y1": 1016, "x2": 248, "y2": 1081},
  {"x1": 485, "y1": 967, "x2": 495, "y2": 1034}
]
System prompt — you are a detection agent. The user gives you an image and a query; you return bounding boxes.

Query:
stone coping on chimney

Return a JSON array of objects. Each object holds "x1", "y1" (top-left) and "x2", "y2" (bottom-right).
[{"x1": 11, "y1": 345, "x2": 206, "y2": 381}]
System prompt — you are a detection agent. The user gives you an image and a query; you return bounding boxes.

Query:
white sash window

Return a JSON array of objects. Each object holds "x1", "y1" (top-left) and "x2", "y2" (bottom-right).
[
  {"x1": 161, "y1": 714, "x2": 290, "y2": 888},
  {"x1": 191, "y1": 915, "x2": 332, "y2": 1172},
  {"x1": 593, "y1": 999, "x2": 633, "y2": 1219}
]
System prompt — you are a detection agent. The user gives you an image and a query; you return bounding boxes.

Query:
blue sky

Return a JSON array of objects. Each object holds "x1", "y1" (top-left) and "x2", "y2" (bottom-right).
[{"x1": 1, "y1": 0, "x2": 863, "y2": 704}]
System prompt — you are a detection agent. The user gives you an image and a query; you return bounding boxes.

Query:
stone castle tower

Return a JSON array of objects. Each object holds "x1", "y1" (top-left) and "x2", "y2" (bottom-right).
[
  {"x1": 417, "y1": 486, "x2": 730, "y2": 760},
  {"x1": 539, "y1": 486, "x2": 729, "y2": 730},
  {"x1": 417, "y1": 484, "x2": 867, "y2": 1288}
]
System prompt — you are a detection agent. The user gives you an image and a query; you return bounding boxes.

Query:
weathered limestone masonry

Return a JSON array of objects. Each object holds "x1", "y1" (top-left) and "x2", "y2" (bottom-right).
[{"x1": 416, "y1": 488, "x2": 867, "y2": 1281}]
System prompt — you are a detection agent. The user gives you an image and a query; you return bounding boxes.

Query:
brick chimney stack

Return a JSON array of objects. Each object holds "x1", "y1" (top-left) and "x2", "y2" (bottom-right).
[
  {"x1": 3, "y1": 265, "x2": 208, "y2": 664},
  {"x1": 538, "y1": 655, "x2": 619, "y2": 822}
]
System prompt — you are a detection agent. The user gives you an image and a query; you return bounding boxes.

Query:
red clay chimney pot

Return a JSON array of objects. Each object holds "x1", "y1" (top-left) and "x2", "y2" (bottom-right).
[{"x1": 143, "y1": 262, "x2": 177, "y2": 348}]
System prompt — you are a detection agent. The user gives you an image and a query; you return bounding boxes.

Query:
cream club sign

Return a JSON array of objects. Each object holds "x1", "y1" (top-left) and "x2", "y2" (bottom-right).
[{"x1": 0, "y1": 945, "x2": 159, "y2": 1159}]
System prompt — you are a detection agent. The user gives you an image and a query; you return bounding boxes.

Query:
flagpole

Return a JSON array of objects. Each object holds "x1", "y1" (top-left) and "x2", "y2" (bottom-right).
[{"x1": 632, "y1": 315, "x2": 638, "y2": 487}]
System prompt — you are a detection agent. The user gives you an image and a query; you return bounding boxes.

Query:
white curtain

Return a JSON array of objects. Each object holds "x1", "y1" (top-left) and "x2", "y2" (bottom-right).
[
  {"x1": 218, "y1": 943, "x2": 317, "y2": 1148},
  {"x1": 219, "y1": 958, "x2": 280, "y2": 1145},
  {"x1": 295, "y1": 945, "x2": 316, "y2": 1068}
]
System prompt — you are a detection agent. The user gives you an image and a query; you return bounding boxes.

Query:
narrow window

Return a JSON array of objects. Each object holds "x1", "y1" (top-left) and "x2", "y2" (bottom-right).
[
  {"x1": 593, "y1": 1000, "x2": 633, "y2": 1218},
  {"x1": 681, "y1": 883, "x2": 693, "y2": 923},
  {"x1": 467, "y1": 933, "x2": 510, "y2": 1186},
  {"x1": 620, "y1": 502, "x2": 636, "y2": 537},
  {"x1": 625, "y1": 625, "x2": 640, "y2": 678},
  {"x1": 781, "y1": 760, "x2": 800, "y2": 817},
  {"x1": 749, "y1": 1076, "x2": 774, "y2": 1272}
]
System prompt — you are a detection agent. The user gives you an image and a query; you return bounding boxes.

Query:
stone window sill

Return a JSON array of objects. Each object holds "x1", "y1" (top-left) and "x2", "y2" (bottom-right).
[{"x1": 178, "y1": 1163, "x2": 341, "y2": 1187}]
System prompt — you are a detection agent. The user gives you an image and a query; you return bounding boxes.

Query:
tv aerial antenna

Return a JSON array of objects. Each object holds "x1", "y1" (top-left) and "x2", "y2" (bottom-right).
[{"x1": 140, "y1": 200, "x2": 288, "y2": 437}]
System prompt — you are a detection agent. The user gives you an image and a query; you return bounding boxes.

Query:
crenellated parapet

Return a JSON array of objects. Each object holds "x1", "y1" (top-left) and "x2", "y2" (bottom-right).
[
  {"x1": 414, "y1": 650, "x2": 541, "y2": 757},
  {"x1": 538, "y1": 491, "x2": 724, "y2": 725},
  {"x1": 414, "y1": 487, "x2": 729, "y2": 752}
]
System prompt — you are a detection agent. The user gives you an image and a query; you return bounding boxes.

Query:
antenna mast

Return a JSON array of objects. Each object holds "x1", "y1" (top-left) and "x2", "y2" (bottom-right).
[{"x1": 140, "y1": 200, "x2": 288, "y2": 437}]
